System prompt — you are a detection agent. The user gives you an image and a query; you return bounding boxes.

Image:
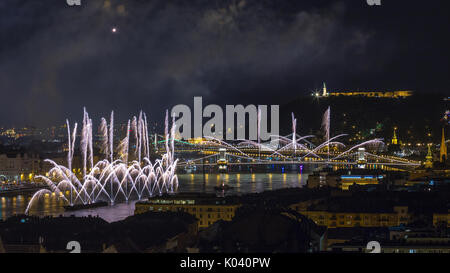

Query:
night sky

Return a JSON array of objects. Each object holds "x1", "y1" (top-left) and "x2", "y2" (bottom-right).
[{"x1": 0, "y1": 0, "x2": 449, "y2": 127}]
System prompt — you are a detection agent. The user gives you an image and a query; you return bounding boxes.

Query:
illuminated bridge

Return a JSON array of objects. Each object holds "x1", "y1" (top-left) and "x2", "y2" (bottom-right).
[
  {"x1": 153, "y1": 136, "x2": 421, "y2": 169},
  {"x1": 153, "y1": 108, "x2": 422, "y2": 170}
]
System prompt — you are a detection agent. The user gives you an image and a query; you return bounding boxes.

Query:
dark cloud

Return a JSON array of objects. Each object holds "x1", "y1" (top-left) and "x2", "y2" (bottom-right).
[{"x1": 0, "y1": 0, "x2": 448, "y2": 126}]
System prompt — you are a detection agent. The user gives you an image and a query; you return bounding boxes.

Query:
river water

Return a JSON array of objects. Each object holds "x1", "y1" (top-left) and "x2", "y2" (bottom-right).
[{"x1": 0, "y1": 172, "x2": 308, "y2": 222}]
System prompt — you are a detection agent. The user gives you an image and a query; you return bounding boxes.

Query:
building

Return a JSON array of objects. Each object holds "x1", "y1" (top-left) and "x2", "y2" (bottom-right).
[
  {"x1": 325, "y1": 90, "x2": 413, "y2": 98},
  {"x1": 314, "y1": 83, "x2": 413, "y2": 99},
  {"x1": 0, "y1": 240, "x2": 47, "y2": 253},
  {"x1": 433, "y1": 210, "x2": 450, "y2": 227},
  {"x1": 330, "y1": 224, "x2": 450, "y2": 253},
  {"x1": 104, "y1": 211, "x2": 198, "y2": 253},
  {"x1": 330, "y1": 241, "x2": 450, "y2": 253},
  {"x1": 289, "y1": 199, "x2": 411, "y2": 228},
  {"x1": 307, "y1": 169, "x2": 385, "y2": 190},
  {"x1": 0, "y1": 152, "x2": 40, "y2": 182},
  {"x1": 307, "y1": 171, "x2": 340, "y2": 188},
  {"x1": 0, "y1": 215, "x2": 108, "y2": 253},
  {"x1": 326, "y1": 227, "x2": 389, "y2": 249},
  {"x1": 135, "y1": 193, "x2": 241, "y2": 228},
  {"x1": 339, "y1": 175, "x2": 383, "y2": 190},
  {"x1": 0, "y1": 212, "x2": 198, "y2": 253},
  {"x1": 197, "y1": 206, "x2": 327, "y2": 252}
]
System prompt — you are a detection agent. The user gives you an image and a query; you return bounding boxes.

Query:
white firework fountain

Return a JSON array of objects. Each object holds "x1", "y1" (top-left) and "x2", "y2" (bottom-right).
[{"x1": 25, "y1": 108, "x2": 179, "y2": 214}]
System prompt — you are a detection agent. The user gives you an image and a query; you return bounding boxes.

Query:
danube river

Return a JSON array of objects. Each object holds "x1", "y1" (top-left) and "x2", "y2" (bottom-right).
[{"x1": 0, "y1": 172, "x2": 308, "y2": 222}]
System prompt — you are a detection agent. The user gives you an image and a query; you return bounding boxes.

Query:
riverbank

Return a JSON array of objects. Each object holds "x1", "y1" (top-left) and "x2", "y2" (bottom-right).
[{"x1": 0, "y1": 185, "x2": 48, "y2": 197}]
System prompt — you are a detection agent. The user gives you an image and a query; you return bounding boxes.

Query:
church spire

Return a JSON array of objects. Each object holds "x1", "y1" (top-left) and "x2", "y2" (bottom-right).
[
  {"x1": 322, "y1": 82, "x2": 327, "y2": 97},
  {"x1": 391, "y1": 127, "x2": 398, "y2": 145},
  {"x1": 424, "y1": 144, "x2": 433, "y2": 169},
  {"x1": 440, "y1": 127, "x2": 447, "y2": 163}
]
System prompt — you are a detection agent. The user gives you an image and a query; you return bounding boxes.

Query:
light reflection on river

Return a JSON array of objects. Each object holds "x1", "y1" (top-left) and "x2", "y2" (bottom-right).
[{"x1": 0, "y1": 172, "x2": 308, "y2": 222}]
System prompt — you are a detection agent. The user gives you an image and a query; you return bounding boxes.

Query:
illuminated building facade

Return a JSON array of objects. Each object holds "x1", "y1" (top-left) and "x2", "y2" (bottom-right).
[
  {"x1": 307, "y1": 172, "x2": 384, "y2": 190},
  {"x1": 314, "y1": 84, "x2": 413, "y2": 99},
  {"x1": 339, "y1": 175, "x2": 382, "y2": 190},
  {"x1": 187, "y1": 138, "x2": 209, "y2": 145},
  {"x1": 328, "y1": 91, "x2": 413, "y2": 99},
  {"x1": 0, "y1": 152, "x2": 40, "y2": 182},
  {"x1": 326, "y1": 90, "x2": 413, "y2": 98},
  {"x1": 135, "y1": 194, "x2": 241, "y2": 228},
  {"x1": 289, "y1": 203, "x2": 411, "y2": 228},
  {"x1": 433, "y1": 211, "x2": 450, "y2": 227}
]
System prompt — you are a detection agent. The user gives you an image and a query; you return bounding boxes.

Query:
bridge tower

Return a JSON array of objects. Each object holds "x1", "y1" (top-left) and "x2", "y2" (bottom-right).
[
  {"x1": 440, "y1": 127, "x2": 447, "y2": 163},
  {"x1": 217, "y1": 148, "x2": 227, "y2": 172},
  {"x1": 357, "y1": 147, "x2": 367, "y2": 169}
]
